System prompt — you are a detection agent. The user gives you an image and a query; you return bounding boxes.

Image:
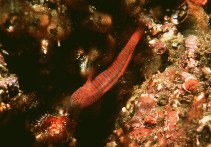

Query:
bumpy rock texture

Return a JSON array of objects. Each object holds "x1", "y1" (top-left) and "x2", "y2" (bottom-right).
[
  {"x1": 0, "y1": 0, "x2": 210, "y2": 147},
  {"x1": 106, "y1": 0, "x2": 211, "y2": 146}
]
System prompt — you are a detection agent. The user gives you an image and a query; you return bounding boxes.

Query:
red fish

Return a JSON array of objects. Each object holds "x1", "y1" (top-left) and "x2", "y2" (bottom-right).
[{"x1": 70, "y1": 27, "x2": 144, "y2": 109}]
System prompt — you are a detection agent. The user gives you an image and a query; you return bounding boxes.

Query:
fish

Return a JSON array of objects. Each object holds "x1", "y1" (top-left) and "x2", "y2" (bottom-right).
[{"x1": 70, "y1": 27, "x2": 144, "y2": 109}]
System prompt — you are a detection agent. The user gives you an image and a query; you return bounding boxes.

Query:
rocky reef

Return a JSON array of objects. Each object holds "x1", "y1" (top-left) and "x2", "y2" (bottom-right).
[
  {"x1": 107, "y1": 0, "x2": 211, "y2": 146},
  {"x1": 0, "y1": 0, "x2": 210, "y2": 146}
]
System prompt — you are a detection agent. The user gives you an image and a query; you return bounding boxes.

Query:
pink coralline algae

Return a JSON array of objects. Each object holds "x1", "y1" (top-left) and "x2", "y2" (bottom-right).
[
  {"x1": 126, "y1": 93, "x2": 181, "y2": 146},
  {"x1": 107, "y1": 63, "x2": 209, "y2": 146},
  {"x1": 185, "y1": 35, "x2": 198, "y2": 50},
  {"x1": 106, "y1": 1, "x2": 211, "y2": 146}
]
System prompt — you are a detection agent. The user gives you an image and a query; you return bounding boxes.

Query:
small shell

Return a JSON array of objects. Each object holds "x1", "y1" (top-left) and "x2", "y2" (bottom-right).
[{"x1": 182, "y1": 77, "x2": 199, "y2": 92}]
